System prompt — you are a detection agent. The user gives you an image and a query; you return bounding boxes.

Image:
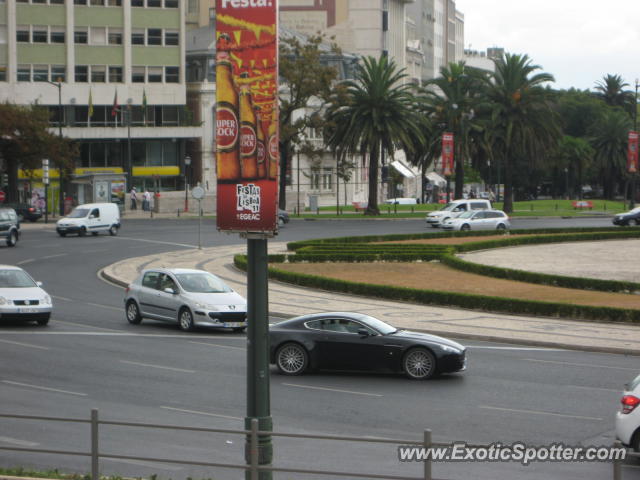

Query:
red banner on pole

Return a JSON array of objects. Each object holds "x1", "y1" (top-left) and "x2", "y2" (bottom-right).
[
  {"x1": 628, "y1": 131, "x2": 638, "y2": 174},
  {"x1": 215, "y1": 0, "x2": 279, "y2": 234},
  {"x1": 442, "y1": 132, "x2": 454, "y2": 176}
]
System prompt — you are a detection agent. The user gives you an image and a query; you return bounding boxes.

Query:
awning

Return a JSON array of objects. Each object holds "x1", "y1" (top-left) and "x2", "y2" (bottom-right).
[
  {"x1": 426, "y1": 171, "x2": 446, "y2": 187},
  {"x1": 391, "y1": 160, "x2": 415, "y2": 178}
]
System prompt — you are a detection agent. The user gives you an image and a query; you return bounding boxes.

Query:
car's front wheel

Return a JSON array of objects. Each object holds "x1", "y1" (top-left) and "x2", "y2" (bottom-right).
[
  {"x1": 126, "y1": 300, "x2": 142, "y2": 324},
  {"x1": 79, "y1": 227, "x2": 87, "y2": 237},
  {"x1": 178, "y1": 307, "x2": 194, "y2": 331},
  {"x1": 403, "y1": 348, "x2": 436, "y2": 380},
  {"x1": 36, "y1": 314, "x2": 50, "y2": 326},
  {"x1": 632, "y1": 219, "x2": 640, "y2": 226},
  {"x1": 6, "y1": 231, "x2": 18, "y2": 247},
  {"x1": 496, "y1": 223, "x2": 506, "y2": 231},
  {"x1": 460, "y1": 224, "x2": 470, "y2": 231},
  {"x1": 109, "y1": 225, "x2": 118, "y2": 236},
  {"x1": 275, "y1": 342, "x2": 308, "y2": 375}
]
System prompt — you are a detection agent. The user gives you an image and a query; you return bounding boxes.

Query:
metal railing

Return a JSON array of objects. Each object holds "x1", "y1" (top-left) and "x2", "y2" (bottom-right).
[
  {"x1": 0, "y1": 409, "x2": 433, "y2": 480},
  {"x1": 612, "y1": 440, "x2": 640, "y2": 480}
]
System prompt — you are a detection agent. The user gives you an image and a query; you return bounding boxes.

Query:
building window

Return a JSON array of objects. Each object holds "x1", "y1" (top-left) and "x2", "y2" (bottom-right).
[
  {"x1": 0, "y1": 66, "x2": 6, "y2": 82},
  {"x1": 51, "y1": 28, "x2": 65, "y2": 43},
  {"x1": 165, "y1": 0, "x2": 178, "y2": 7},
  {"x1": 91, "y1": 65, "x2": 106, "y2": 82},
  {"x1": 132, "y1": 66, "x2": 145, "y2": 83},
  {"x1": 17, "y1": 65, "x2": 31, "y2": 82},
  {"x1": 33, "y1": 65, "x2": 49, "y2": 82},
  {"x1": 0, "y1": 26, "x2": 6, "y2": 44},
  {"x1": 32, "y1": 27, "x2": 48, "y2": 43},
  {"x1": 33, "y1": 0, "x2": 47, "y2": 4},
  {"x1": 90, "y1": 27, "x2": 107, "y2": 45},
  {"x1": 131, "y1": 0, "x2": 143, "y2": 6},
  {"x1": 50, "y1": 0, "x2": 65, "y2": 4},
  {"x1": 75, "y1": 65, "x2": 89, "y2": 82},
  {"x1": 51, "y1": 65, "x2": 65, "y2": 82},
  {"x1": 17, "y1": 27, "x2": 30, "y2": 43},
  {"x1": 165, "y1": 30, "x2": 178, "y2": 46},
  {"x1": 108, "y1": 0, "x2": 122, "y2": 5},
  {"x1": 147, "y1": 0, "x2": 160, "y2": 6},
  {"x1": 75, "y1": 29, "x2": 88, "y2": 44},
  {"x1": 322, "y1": 168, "x2": 333, "y2": 190},
  {"x1": 148, "y1": 67, "x2": 162, "y2": 83},
  {"x1": 162, "y1": 107, "x2": 178, "y2": 126},
  {"x1": 131, "y1": 29, "x2": 145, "y2": 45},
  {"x1": 165, "y1": 66, "x2": 179, "y2": 83},
  {"x1": 147, "y1": 28, "x2": 162, "y2": 45},
  {"x1": 90, "y1": 0, "x2": 104, "y2": 5},
  {"x1": 109, "y1": 66, "x2": 122, "y2": 83},
  {"x1": 108, "y1": 29, "x2": 123, "y2": 45},
  {"x1": 188, "y1": 0, "x2": 198, "y2": 14},
  {"x1": 74, "y1": 0, "x2": 88, "y2": 5}
]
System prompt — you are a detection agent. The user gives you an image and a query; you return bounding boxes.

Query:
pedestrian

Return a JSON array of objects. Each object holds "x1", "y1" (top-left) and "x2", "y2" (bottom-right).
[
  {"x1": 130, "y1": 186, "x2": 137, "y2": 210},
  {"x1": 142, "y1": 189, "x2": 151, "y2": 211}
]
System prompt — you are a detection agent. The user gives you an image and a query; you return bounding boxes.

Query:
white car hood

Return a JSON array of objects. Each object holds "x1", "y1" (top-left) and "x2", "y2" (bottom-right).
[
  {"x1": 186, "y1": 291, "x2": 246, "y2": 307},
  {"x1": 57, "y1": 218, "x2": 82, "y2": 226},
  {"x1": 0, "y1": 287, "x2": 47, "y2": 301}
]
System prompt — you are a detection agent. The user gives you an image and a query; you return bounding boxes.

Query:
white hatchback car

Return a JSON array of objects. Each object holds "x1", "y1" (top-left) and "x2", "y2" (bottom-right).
[
  {"x1": 425, "y1": 199, "x2": 492, "y2": 227},
  {"x1": 0, "y1": 265, "x2": 52, "y2": 325},
  {"x1": 616, "y1": 373, "x2": 640, "y2": 451},
  {"x1": 441, "y1": 209, "x2": 510, "y2": 231},
  {"x1": 124, "y1": 268, "x2": 247, "y2": 332}
]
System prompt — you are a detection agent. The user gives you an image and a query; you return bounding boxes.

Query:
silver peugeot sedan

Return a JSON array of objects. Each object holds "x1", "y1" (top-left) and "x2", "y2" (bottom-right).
[{"x1": 124, "y1": 268, "x2": 247, "y2": 332}]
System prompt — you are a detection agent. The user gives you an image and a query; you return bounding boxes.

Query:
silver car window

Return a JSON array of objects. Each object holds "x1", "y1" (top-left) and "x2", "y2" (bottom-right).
[
  {"x1": 159, "y1": 274, "x2": 177, "y2": 292},
  {"x1": 142, "y1": 271, "x2": 160, "y2": 289}
]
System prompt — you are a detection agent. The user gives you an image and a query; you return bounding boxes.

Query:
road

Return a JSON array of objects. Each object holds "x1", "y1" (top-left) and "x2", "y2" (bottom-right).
[{"x1": 1, "y1": 216, "x2": 638, "y2": 479}]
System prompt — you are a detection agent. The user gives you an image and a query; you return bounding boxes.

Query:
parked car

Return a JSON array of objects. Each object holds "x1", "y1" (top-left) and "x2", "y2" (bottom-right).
[
  {"x1": 278, "y1": 209, "x2": 290, "y2": 225},
  {"x1": 441, "y1": 209, "x2": 510, "y2": 231},
  {"x1": 385, "y1": 197, "x2": 418, "y2": 205},
  {"x1": 615, "y1": 372, "x2": 640, "y2": 451},
  {"x1": 124, "y1": 268, "x2": 247, "y2": 332},
  {"x1": 425, "y1": 199, "x2": 492, "y2": 228},
  {"x1": 0, "y1": 208, "x2": 20, "y2": 247},
  {"x1": 56, "y1": 202, "x2": 120, "y2": 237},
  {"x1": 270, "y1": 312, "x2": 466, "y2": 380},
  {"x1": 0, "y1": 265, "x2": 52, "y2": 325},
  {"x1": 4, "y1": 203, "x2": 42, "y2": 222},
  {"x1": 612, "y1": 207, "x2": 640, "y2": 226}
]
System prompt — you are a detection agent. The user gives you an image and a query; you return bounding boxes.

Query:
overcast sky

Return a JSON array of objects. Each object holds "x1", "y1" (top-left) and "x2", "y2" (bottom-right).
[{"x1": 455, "y1": 0, "x2": 640, "y2": 91}]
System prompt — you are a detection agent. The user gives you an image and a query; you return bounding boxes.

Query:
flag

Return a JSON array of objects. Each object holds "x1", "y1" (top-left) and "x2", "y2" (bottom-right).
[
  {"x1": 111, "y1": 90, "x2": 119, "y2": 117},
  {"x1": 88, "y1": 89, "x2": 94, "y2": 118},
  {"x1": 142, "y1": 89, "x2": 148, "y2": 123}
]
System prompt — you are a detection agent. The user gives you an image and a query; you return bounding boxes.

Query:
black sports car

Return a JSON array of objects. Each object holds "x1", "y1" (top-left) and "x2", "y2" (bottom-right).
[
  {"x1": 269, "y1": 312, "x2": 467, "y2": 380},
  {"x1": 612, "y1": 207, "x2": 640, "y2": 226}
]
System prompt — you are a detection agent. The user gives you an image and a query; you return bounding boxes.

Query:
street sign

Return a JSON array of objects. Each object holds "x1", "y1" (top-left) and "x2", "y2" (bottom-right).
[{"x1": 191, "y1": 186, "x2": 205, "y2": 200}]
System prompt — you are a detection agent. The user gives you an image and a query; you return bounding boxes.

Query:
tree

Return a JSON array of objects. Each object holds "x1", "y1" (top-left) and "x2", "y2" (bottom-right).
[
  {"x1": 554, "y1": 136, "x2": 594, "y2": 199},
  {"x1": 0, "y1": 103, "x2": 76, "y2": 203},
  {"x1": 594, "y1": 74, "x2": 636, "y2": 117},
  {"x1": 278, "y1": 33, "x2": 344, "y2": 210},
  {"x1": 483, "y1": 53, "x2": 561, "y2": 213},
  {"x1": 325, "y1": 55, "x2": 423, "y2": 215}
]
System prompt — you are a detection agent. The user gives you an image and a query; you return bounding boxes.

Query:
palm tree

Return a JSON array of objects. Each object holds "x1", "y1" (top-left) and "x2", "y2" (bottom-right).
[
  {"x1": 421, "y1": 62, "x2": 487, "y2": 199},
  {"x1": 325, "y1": 56, "x2": 423, "y2": 215},
  {"x1": 594, "y1": 74, "x2": 636, "y2": 117},
  {"x1": 483, "y1": 53, "x2": 561, "y2": 213}
]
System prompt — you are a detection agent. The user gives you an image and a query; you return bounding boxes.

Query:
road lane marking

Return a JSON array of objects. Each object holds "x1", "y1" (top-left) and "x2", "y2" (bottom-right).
[
  {"x1": 82, "y1": 249, "x2": 108, "y2": 253},
  {"x1": 570, "y1": 385, "x2": 621, "y2": 393},
  {"x1": 189, "y1": 341, "x2": 244, "y2": 351},
  {"x1": 86, "y1": 302, "x2": 122, "y2": 311},
  {"x1": 46, "y1": 320, "x2": 124, "y2": 332},
  {"x1": 467, "y1": 346, "x2": 565, "y2": 351},
  {"x1": 41, "y1": 253, "x2": 68, "y2": 260},
  {"x1": 0, "y1": 339, "x2": 49, "y2": 350},
  {"x1": 120, "y1": 360, "x2": 195, "y2": 373},
  {"x1": 112, "y1": 236, "x2": 196, "y2": 248},
  {"x1": 524, "y1": 358, "x2": 638, "y2": 371},
  {"x1": 161, "y1": 406, "x2": 242, "y2": 420},
  {"x1": 479, "y1": 405, "x2": 602, "y2": 421},
  {"x1": 282, "y1": 383, "x2": 383, "y2": 397},
  {"x1": 16, "y1": 259, "x2": 35, "y2": 265},
  {"x1": 0, "y1": 331, "x2": 246, "y2": 339},
  {"x1": 52, "y1": 295, "x2": 73, "y2": 302},
  {"x1": 0, "y1": 436, "x2": 39, "y2": 447},
  {"x1": 2, "y1": 380, "x2": 87, "y2": 397}
]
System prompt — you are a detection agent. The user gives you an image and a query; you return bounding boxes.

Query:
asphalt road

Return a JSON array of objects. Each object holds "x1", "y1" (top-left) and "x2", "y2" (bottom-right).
[{"x1": 1, "y1": 217, "x2": 639, "y2": 480}]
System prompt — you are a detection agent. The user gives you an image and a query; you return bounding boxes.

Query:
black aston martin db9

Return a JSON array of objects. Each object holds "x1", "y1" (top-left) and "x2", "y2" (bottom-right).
[{"x1": 269, "y1": 312, "x2": 467, "y2": 380}]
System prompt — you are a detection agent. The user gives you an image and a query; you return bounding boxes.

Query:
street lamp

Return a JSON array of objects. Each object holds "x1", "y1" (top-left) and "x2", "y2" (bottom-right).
[
  {"x1": 184, "y1": 155, "x2": 191, "y2": 213},
  {"x1": 43, "y1": 159, "x2": 49, "y2": 224},
  {"x1": 46, "y1": 79, "x2": 64, "y2": 216},
  {"x1": 564, "y1": 167, "x2": 569, "y2": 200},
  {"x1": 631, "y1": 79, "x2": 639, "y2": 210}
]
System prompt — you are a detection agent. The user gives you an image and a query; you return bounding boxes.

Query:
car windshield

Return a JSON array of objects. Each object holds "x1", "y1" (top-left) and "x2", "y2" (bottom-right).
[
  {"x1": 457, "y1": 211, "x2": 475, "y2": 219},
  {"x1": 67, "y1": 208, "x2": 89, "y2": 219},
  {"x1": 359, "y1": 314, "x2": 397, "y2": 335},
  {"x1": 175, "y1": 273, "x2": 232, "y2": 293},
  {"x1": 439, "y1": 203, "x2": 459, "y2": 212},
  {"x1": 0, "y1": 269, "x2": 37, "y2": 288}
]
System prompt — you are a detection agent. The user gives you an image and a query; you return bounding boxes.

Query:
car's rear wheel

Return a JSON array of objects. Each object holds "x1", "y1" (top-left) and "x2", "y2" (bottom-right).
[
  {"x1": 79, "y1": 227, "x2": 87, "y2": 237},
  {"x1": 178, "y1": 307, "x2": 194, "y2": 331},
  {"x1": 276, "y1": 342, "x2": 308, "y2": 375},
  {"x1": 403, "y1": 348, "x2": 436, "y2": 380},
  {"x1": 36, "y1": 315, "x2": 50, "y2": 326},
  {"x1": 6, "y1": 231, "x2": 17, "y2": 247},
  {"x1": 496, "y1": 223, "x2": 506, "y2": 230},
  {"x1": 109, "y1": 225, "x2": 118, "y2": 236},
  {"x1": 632, "y1": 428, "x2": 640, "y2": 452},
  {"x1": 125, "y1": 300, "x2": 142, "y2": 324},
  {"x1": 460, "y1": 224, "x2": 470, "y2": 231}
]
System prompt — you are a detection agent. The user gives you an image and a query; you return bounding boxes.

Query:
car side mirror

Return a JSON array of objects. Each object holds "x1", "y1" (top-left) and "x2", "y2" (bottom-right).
[
  {"x1": 36, "y1": 281, "x2": 43, "y2": 287},
  {"x1": 163, "y1": 287, "x2": 176, "y2": 294},
  {"x1": 358, "y1": 328, "x2": 372, "y2": 337}
]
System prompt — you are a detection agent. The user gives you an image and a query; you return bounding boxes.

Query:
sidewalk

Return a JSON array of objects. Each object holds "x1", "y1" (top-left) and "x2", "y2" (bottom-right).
[{"x1": 101, "y1": 242, "x2": 640, "y2": 355}]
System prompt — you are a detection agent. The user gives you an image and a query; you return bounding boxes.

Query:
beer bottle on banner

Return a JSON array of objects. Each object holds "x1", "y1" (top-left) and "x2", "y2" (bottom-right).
[
  {"x1": 215, "y1": 51, "x2": 240, "y2": 180},
  {"x1": 239, "y1": 72, "x2": 258, "y2": 179},
  {"x1": 255, "y1": 107, "x2": 267, "y2": 178},
  {"x1": 267, "y1": 107, "x2": 279, "y2": 180}
]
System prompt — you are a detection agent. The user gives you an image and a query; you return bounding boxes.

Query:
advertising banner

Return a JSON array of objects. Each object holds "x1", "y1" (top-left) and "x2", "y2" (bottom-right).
[
  {"x1": 216, "y1": 0, "x2": 279, "y2": 233},
  {"x1": 442, "y1": 132, "x2": 454, "y2": 177},
  {"x1": 628, "y1": 131, "x2": 638, "y2": 174}
]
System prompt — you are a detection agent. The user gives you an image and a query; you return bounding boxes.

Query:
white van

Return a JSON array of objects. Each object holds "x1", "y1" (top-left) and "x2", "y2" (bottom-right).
[
  {"x1": 425, "y1": 199, "x2": 491, "y2": 227},
  {"x1": 56, "y1": 203, "x2": 121, "y2": 237}
]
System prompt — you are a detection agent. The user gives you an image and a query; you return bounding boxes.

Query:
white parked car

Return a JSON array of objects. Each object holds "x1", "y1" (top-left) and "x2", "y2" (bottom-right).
[
  {"x1": 0, "y1": 265, "x2": 52, "y2": 325},
  {"x1": 425, "y1": 199, "x2": 492, "y2": 227},
  {"x1": 385, "y1": 197, "x2": 418, "y2": 205},
  {"x1": 124, "y1": 268, "x2": 247, "y2": 332},
  {"x1": 441, "y1": 209, "x2": 510, "y2": 231},
  {"x1": 616, "y1": 373, "x2": 640, "y2": 451}
]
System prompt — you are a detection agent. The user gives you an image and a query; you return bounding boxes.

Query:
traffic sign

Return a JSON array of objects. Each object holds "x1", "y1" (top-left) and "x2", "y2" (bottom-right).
[{"x1": 192, "y1": 186, "x2": 205, "y2": 200}]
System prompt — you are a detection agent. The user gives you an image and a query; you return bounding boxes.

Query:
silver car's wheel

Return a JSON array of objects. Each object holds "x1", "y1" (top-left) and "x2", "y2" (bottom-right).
[
  {"x1": 460, "y1": 224, "x2": 470, "y2": 231},
  {"x1": 6, "y1": 231, "x2": 17, "y2": 247},
  {"x1": 276, "y1": 343, "x2": 308, "y2": 375},
  {"x1": 403, "y1": 348, "x2": 436, "y2": 380},
  {"x1": 126, "y1": 300, "x2": 142, "y2": 324},
  {"x1": 179, "y1": 308, "x2": 194, "y2": 331},
  {"x1": 496, "y1": 223, "x2": 506, "y2": 230}
]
